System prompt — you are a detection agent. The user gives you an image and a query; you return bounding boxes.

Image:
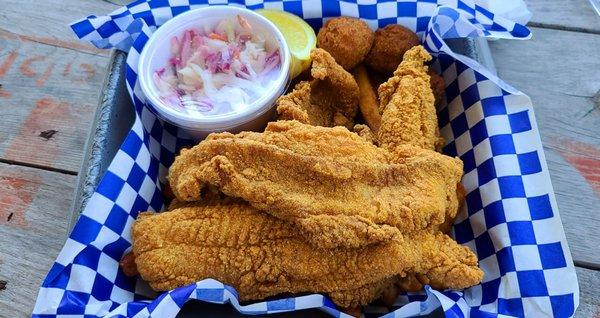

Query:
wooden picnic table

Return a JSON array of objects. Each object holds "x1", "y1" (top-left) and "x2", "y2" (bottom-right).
[{"x1": 0, "y1": 0, "x2": 598, "y2": 316}]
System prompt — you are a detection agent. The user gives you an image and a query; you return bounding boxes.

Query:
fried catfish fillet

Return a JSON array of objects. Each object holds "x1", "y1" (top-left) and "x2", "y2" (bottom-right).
[
  {"x1": 276, "y1": 49, "x2": 359, "y2": 128},
  {"x1": 378, "y1": 46, "x2": 444, "y2": 152},
  {"x1": 132, "y1": 198, "x2": 483, "y2": 307},
  {"x1": 169, "y1": 120, "x2": 463, "y2": 248}
]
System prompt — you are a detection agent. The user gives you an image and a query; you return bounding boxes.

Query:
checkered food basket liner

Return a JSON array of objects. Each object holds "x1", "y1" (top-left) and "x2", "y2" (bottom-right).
[{"x1": 33, "y1": 1, "x2": 579, "y2": 317}]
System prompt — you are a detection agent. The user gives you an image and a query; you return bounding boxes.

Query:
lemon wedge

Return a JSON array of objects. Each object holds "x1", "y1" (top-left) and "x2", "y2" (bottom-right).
[{"x1": 257, "y1": 9, "x2": 316, "y2": 78}]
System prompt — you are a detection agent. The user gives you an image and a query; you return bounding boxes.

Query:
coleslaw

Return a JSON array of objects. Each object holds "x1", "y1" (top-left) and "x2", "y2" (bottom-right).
[{"x1": 153, "y1": 15, "x2": 282, "y2": 117}]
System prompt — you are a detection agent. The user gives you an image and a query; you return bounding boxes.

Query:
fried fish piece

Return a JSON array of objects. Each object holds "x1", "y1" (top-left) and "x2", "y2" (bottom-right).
[
  {"x1": 169, "y1": 120, "x2": 463, "y2": 248},
  {"x1": 276, "y1": 49, "x2": 359, "y2": 128},
  {"x1": 378, "y1": 46, "x2": 443, "y2": 152},
  {"x1": 353, "y1": 124, "x2": 377, "y2": 145},
  {"x1": 132, "y1": 198, "x2": 483, "y2": 308}
]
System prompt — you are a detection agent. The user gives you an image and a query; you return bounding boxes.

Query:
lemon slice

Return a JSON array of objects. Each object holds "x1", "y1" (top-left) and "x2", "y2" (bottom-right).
[{"x1": 257, "y1": 9, "x2": 316, "y2": 78}]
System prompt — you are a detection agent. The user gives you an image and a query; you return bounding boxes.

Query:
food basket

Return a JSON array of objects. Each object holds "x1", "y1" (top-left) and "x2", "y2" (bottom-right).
[{"x1": 33, "y1": 1, "x2": 578, "y2": 317}]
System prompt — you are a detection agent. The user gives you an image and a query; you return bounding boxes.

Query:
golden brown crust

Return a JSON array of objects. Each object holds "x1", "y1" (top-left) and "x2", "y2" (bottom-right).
[
  {"x1": 438, "y1": 182, "x2": 465, "y2": 234},
  {"x1": 132, "y1": 199, "x2": 483, "y2": 307},
  {"x1": 276, "y1": 49, "x2": 359, "y2": 128},
  {"x1": 309, "y1": 49, "x2": 360, "y2": 122},
  {"x1": 168, "y1": 120, "x2": 464, "y2": 248},
  {"x1": 275, "y1": 81, "x2": 313, "y2": 124},
  {"x1": 377, "y1": 46, "x2": 440, "y2": 151},
  {"x1": 316, "y1": 17, "x2": 374, "y2": 70},
  {"x1": 366, "y1": 24, "x2": 420, "y2": 74},
  {"x1": 329, "y1": 277, "x2": 397, "y2": 309},
  {"x1": 353, "y1": 124, "x2": 377, "y2": 145}
]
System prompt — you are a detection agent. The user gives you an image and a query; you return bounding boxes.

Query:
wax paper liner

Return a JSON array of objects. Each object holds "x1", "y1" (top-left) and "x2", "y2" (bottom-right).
[{"x1": 33, "y1": 1, "x2": 579, "y2": 317}]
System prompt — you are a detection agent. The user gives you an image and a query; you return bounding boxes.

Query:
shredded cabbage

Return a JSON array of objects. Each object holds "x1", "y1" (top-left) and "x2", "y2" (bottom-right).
[{"x1": 153, "y1": 15, "x2": 282, "y2": 116}]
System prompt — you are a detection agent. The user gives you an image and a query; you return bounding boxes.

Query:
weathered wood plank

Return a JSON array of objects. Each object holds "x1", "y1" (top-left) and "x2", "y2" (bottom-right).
[
  {"x1": 575, "y1": 267, "x2": 600, "y2": 317},
  {"x1": 489, "y1": 27, "x2": 600, "y2": 267},
  {"x1": 527, "y1": 0, "x2": 600, "y2": 33},
  {"x1": 0, "y1": 0, "x2": 117, "y2": 54},
  {"x1": 0, "y1": 162, "x2": 75, "y2": 316},
  {"x1": 0, "y1": 35, "x2": 109, "y2": 173},
  {"x1": 4, "y1": 0, "x2": 600, "y2": 41}
]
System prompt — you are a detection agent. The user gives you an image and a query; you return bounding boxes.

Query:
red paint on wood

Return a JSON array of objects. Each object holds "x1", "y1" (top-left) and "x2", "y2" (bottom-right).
[
  {"x1": 36, "y1": 63, "x2": 55, "y2": 87},
  {"x1": 0, "y1": 51, "x2": 18, "y2": 78},
  {"x1": 0, "y1": 87, "x2": 10, "y2": 98},
  {"x1": 62, "y1": 62, "x2": 72, "y2": 76},
  {"x1": 0, "y1": 176, "x2": 39, "y2": 228},
  {"x1": 19, "y1": 55, "x2": 45, "y2": 77},
  {"x1": 554, "y1": 138, "x2": 600, "y2": 196},
  {"x1": 80, "y1": 63, "x2": 96, "y2": 81},
  {"x1": 71, "y1": 63, "x2": 98, "y2": 84}
]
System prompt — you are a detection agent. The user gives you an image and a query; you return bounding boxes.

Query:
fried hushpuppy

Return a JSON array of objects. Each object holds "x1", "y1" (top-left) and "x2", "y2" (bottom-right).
[
  {"x1": 317, "y1": 17, "x2": 374, "y2": 70},
  {"x1": 366, "y1": 24, "x2": 420, "y2": 74}
]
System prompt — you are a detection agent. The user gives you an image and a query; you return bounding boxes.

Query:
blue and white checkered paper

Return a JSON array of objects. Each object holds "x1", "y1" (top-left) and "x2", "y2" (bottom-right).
[{"x1": 33, "y1": 1, "x2": 578, "y2": 317}]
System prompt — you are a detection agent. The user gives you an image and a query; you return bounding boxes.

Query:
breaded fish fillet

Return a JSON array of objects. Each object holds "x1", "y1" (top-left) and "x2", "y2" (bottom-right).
[
  {"x1": 276, "y1": 49, "x2": 359, "y2": 128},
  {"x1": 378, "y1": 46, "x2": 444, "y2": 151},
  {"x1": 168, "y1": 120, "x2": 463, "y2": 248},
  {"x1": 132, "y1": 198, "x2": 483, "y2": 307}
]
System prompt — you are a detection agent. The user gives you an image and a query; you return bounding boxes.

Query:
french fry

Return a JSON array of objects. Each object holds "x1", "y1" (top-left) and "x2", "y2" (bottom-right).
[{"x1": 353, "y1": 65, "x2": 382, "y2": 133}]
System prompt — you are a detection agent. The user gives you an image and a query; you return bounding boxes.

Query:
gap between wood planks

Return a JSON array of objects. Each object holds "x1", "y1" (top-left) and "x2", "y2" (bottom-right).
[
  {"x1": 0, "y1": 28, "x2": 108, "y2": 57},
  {"x1": 0, "y1": 159, "x2": 77, "y2": 176},
  {"x1": 527, "y1": 22, "x2": 600, "y2": 35},
  {"x1": 575, "y1": 261, "x2": 600, "y2": 271}
]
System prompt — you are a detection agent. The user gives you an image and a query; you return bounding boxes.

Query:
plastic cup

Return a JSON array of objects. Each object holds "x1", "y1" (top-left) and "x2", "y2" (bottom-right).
[{"x1": 138, "y1": 6, "x2": 291, "y2": 140}]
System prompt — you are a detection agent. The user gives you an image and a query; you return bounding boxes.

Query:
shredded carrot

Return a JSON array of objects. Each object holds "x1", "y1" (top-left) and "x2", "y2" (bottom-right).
[{"x1": 208, "y1": 33, "x2": 227, "y2": 41}]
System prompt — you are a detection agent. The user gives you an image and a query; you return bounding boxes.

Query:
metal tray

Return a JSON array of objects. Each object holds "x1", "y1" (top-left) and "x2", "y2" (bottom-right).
[{"x1": 68, "y1": 37, "x2": 496, "y2": 318}]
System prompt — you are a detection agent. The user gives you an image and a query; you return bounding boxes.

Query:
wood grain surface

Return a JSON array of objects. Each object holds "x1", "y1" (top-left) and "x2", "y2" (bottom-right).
[
  {"x1": 528, "y1": 0, "x2": 600, "y2": 33},
  {"x1": 0, "y1": 34, "x2": 110, "y2": 173},
  {"x1": 575, "y1": 267, "x2": 600, "y2": 318},
  {"x1": 489, "y1": 27, "x2": 600, "y2": 268},
  {"x1": 0, "y1": 2, "x2": 115, "y2": 313},
  {"x1": 0, "y1": 163, "x2": 75, "y2": 316},
  {"x1": 1, "y1": 0, "x2": 117, "y2": 52}
]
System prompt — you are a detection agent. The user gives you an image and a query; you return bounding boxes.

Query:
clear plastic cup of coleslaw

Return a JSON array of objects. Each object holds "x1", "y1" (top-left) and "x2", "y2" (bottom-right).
[{"x1": 138, "y1": 6, "x2": 291, "y2": 140}]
